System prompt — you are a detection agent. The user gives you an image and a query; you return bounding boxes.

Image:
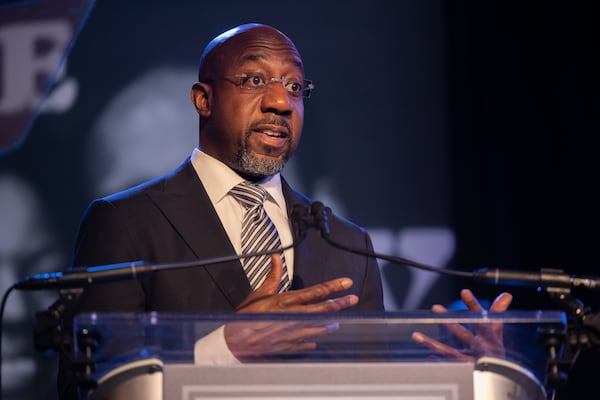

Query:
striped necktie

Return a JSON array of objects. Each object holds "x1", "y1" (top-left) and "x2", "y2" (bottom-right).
[{"x1": 230, "y1": 181, "x2": 290, "y2": 292}]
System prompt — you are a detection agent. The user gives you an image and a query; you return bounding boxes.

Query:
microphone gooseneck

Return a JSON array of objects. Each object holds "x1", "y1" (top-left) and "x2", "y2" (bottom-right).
[
  {"x1": 300, "y1": 203, "x2": 600, "y2": 290},
  {"x1": 299, "y1": 202, "x2": 471, "y2": 279},
  {"x1": 13, "y1": 243, "x2": 297, "y2": 291}
]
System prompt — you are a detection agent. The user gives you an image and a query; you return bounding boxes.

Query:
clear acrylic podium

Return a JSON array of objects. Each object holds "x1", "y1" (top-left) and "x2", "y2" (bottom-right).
[{"x1": 72, "y1": 311, "x2": 564, "y2": 400}]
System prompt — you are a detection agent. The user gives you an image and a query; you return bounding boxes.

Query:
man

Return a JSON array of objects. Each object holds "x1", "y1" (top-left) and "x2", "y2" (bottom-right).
[
  {"x1": 58, "y1": 23, "x2": 511, "y2": 398},
  {"x1": 58, "y1": 23, "x2": 383, "y2": 398}
]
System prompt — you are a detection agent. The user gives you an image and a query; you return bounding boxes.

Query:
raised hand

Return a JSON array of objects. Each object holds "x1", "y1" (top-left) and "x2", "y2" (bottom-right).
[
  {"x1": 235, "y1": 254, "x2": 358, "y2": 313},
  {"x1": 224, "y1": 254, "x2": 357, "y2": 360},
  {"x1": 412, "y1": 289, "x2": 513, "y2": 361}
]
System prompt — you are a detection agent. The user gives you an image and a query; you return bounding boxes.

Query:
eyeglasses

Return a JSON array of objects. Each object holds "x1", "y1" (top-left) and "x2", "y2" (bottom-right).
[{"x1": 206, "y1": 73, "x2": 315, "y2": 98}]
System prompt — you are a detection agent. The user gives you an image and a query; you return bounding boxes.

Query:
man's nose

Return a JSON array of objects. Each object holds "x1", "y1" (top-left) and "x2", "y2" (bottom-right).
[{"x1": 260, "y1": 80, "x2": 293, "y2": 115}]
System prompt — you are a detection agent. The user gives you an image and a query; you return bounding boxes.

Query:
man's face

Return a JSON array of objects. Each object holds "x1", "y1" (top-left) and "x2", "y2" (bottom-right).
[{"x1": 193, "y1": 27, "x2": 305, "y2": 179}]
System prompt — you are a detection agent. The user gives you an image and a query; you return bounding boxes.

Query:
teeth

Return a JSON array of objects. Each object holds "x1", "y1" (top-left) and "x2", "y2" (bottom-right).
[{"x1": 261, "y1": 130, "x2": 284, "y2": 137}]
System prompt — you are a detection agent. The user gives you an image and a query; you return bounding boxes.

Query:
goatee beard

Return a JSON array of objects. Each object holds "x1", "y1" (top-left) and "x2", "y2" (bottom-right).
[
  {"x1": 234, "y1": 148, "x2": 286, "y2": 180},
  {"x1": 226, "y1": 123, "x2": 293, "y2": 180}
]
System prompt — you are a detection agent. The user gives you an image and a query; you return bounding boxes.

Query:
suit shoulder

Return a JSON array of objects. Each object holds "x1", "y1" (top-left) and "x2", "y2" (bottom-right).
[
  {"x1": 101, "y1": 176, "x2": 165, "y2": 203},
  {"x1": 97, "y1": 158, "x2": 194, "y2": 205},
  {"x1": 329, "y1": 211, "x2": 368, "y2": 235}
]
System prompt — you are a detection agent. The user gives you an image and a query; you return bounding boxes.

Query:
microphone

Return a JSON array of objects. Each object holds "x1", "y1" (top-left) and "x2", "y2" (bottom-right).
[
  {"x1": 14, "y1": 261, "x2": 150, "y2": 290},
  {"x1": 310, "y1": 202, "x2": 330, "y2": 237},
  {"x1": 290, "y1": 201, "x2": 330, "y2": 240},
  {"x1": 472, "y1": 268, "x2": 600, "y2": 290},
  {"x1": 14, "y1": 243, "x2": 296, "y2": 291}
]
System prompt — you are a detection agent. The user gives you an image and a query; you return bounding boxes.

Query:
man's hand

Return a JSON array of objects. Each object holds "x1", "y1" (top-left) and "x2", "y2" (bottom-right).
[
  {"x1": 224, "y1": 254, "x2": 357, "y2": 360},
  {"x1": 236, "y1": 254, "x2": 358, "y2": 312},
  {"x1": 412, "y1": 289, "x2": 513, "y2": 361}
]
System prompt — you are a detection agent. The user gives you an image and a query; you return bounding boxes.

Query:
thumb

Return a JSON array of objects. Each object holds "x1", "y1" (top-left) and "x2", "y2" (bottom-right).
[
  {"x1": 236, "y1": 254, "x2": 283, "y2": 311},
  {"x1": 236, "y1": 254, "x2": 283, "y2": 312},
  {"x1": 255, "y1": 253, "x2": 283, "y2": 294}
]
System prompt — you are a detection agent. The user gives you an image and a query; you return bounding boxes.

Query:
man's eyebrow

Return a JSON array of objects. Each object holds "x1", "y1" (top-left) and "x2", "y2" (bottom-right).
[
  {"x1": 238, "y1": 53, "x2": 303, "y2": 69},
  {"x1": 239, "y1": 53, "x2": 265, "y2": 63}
]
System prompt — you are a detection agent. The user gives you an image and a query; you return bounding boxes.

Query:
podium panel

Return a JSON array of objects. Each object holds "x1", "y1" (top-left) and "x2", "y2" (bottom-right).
[
  {"x1": 72, "y1": 311, "x2": 564, "y2": 400},
  {"x1": 165, "y1": 362, "x2": 474, "y2": 400}
]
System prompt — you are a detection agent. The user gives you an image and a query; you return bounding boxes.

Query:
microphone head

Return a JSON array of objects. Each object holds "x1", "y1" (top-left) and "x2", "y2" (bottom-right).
[
  {"x1": 290, "y1": 202, "x2": 332, "y2": 241},
  {"x1": 310, "y1": 201, "x2": 331, "y2": 237},
  {"x1": 291, "y1": 204, "x2": 310, "y2": 242}
]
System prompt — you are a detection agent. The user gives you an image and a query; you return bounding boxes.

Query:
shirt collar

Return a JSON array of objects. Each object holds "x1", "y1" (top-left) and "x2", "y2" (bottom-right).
[{"x1": 190, "y1": 148, "x2": 285, "y2": 209}]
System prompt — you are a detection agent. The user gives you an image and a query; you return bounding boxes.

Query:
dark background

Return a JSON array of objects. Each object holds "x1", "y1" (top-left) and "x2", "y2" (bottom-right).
[
  {"x1": 1, "y1": 1, "x2": 598, "y2": 399},
  {"x1": 449, "y1": 2, "x2": 599, "y2": 312}
]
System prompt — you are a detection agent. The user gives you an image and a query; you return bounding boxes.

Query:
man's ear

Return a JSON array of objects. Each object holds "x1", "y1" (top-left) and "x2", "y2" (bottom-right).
[{"x1": 190, "y1": 82, "x2": 211, "y2": 117}]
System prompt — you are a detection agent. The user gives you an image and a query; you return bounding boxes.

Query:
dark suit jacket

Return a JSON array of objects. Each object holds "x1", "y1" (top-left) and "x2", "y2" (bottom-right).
[
  {"x1": 70, "y1": 158, "x2": 384, "y2": 313},
  {"x1": 59, "y1": 158, "x2": 384, "y2": 398}
]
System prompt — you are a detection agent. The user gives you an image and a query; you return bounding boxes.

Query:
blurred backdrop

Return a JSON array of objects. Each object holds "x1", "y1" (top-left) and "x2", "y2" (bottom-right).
[{"x1": 1, "y1": 1, "x2": 598, "y2": 398}]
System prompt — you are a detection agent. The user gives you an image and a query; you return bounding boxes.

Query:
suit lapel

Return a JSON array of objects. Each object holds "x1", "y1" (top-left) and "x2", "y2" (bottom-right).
[{"x1": 147, "y1": 159, "x2": 251, "y2": 308}]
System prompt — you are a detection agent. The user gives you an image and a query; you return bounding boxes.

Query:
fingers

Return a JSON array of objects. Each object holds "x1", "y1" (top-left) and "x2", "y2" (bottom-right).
[
  {"x1": 488, "y1": 292, "x2": 512, "y2": 340},
  {"x1": 490, "y1": 292, "x2": 513, "y2": 312},
  {"x1": 431, "y1": 303, "x2": 475, "y2": 345},
  {"x1": 431, "y1": 303, "x2": 448, "y2": 313},
  {"x1": 423, "y1": 290, "x2": 511, "y2": 361},
  {"x1": 460, "y1": 289, "x2": 484, "y2": 312},
  {"x1": 412, "y1": 332, "x2": 473, "y2": 362},
  {"x1": 276, "y1": 277, "x2": 358, "y2": 312},
  {"x1": 275, "y1": 322, "x2": 339, "y2": 344},
  {"x1": 225, "y1": 321, "x2": 340, "y2": 360},
  {"x1": 459, "y1": 289, "x2": 512, "y2": 313},
  {"x1": 278, "y1": 277, "x2": 354, "y2": 307},
  {"x1": 460, "y1": 289, "x2": 511, "y2": 343},
  {"x1": 238, "y1": 272, "x2": 358, "y2": 313},
  {"x1": 292, "y1": 294, "x2": 359, "y2": 312}
]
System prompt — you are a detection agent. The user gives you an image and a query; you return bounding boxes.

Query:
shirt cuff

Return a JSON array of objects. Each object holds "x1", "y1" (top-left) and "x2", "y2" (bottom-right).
[{"x1": 193, "y1": 325, "x2": 242, "y2": 365}]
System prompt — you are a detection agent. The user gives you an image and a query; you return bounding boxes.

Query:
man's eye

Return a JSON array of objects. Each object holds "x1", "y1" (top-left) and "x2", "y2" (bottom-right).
[
  {"x1": 287, "y1": 81, "x2": 302, "y2": 93},
  {"x1": 241, "y1": 74, "x2": 265, "y2": 88}
]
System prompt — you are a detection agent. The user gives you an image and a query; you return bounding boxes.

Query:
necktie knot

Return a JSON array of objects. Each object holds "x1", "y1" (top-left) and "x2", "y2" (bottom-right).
[{"x1": 230, "y1": 181, "x2": 267, "y2": 210}]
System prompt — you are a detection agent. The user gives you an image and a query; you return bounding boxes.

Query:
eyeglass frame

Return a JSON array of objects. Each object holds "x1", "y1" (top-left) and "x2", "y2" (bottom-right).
[{"x1": 203, "y1": 72, "x2": 315, "y2": 99}]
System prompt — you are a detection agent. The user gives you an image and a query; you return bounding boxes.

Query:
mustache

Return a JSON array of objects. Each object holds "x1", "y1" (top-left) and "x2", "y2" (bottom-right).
[{"x1": 249, "y1": 117, "x2": 291, "y2": 132}]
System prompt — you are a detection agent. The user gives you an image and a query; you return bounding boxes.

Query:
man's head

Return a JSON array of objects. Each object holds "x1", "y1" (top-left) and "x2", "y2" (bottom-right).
[{"x1": 191, "y1": 23, "x2": 310, "y2": 181}]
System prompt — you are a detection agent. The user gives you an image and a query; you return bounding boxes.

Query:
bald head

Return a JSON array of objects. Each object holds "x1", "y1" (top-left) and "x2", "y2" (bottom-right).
[{"x1": 198, "y1": 23, "x2": 303, "y2": 81}]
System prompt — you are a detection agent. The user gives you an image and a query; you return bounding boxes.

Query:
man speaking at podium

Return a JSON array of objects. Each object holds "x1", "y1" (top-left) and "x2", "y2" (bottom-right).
[{"x1": 56, "y1": 23, "x2": 511, "y2": 399}]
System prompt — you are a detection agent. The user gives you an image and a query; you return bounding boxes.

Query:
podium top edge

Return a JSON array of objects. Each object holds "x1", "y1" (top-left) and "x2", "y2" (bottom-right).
[{"x1": 73, "y1": 310, "x2": 566, "y2": 325}]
